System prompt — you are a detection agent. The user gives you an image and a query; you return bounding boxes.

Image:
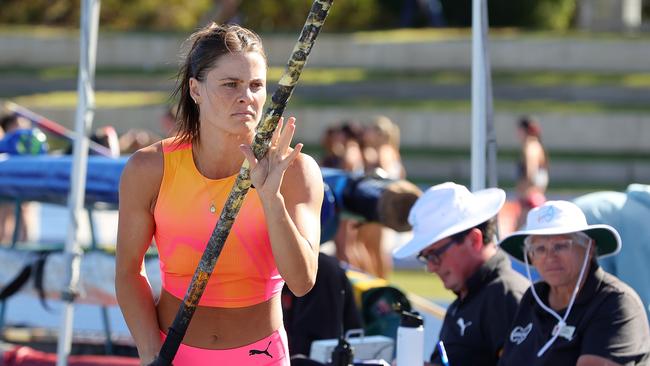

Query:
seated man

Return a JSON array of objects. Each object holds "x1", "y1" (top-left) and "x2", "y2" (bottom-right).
[{"x1": 393, "y1": 182, "x2": 528, "y2": 366}]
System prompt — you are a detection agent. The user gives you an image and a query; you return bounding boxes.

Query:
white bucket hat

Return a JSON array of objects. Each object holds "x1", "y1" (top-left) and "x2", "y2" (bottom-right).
[
  {"x1": 499, "y1": 200, "x2": 621, "y2": 263},
  {"x1": 393, "y1": 182, "x2": 505, "y2": 259}
]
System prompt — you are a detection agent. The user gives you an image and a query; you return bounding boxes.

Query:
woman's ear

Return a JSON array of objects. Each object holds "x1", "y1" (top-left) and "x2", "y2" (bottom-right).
[{"x1": 189, "y1": 77, "x2": 201, "y2": 104}]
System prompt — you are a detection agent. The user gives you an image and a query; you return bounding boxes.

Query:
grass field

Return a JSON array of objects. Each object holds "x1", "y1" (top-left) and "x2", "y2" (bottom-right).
[
  {"x1": 388, "y1": 269, "x2": 455, "y2": 303},
  {"x1": 9, "y1": 89, "x2": 650, "y2": 114},
  {"x1": 3, "y1": 65, "x2": 650, "y2": 89}
]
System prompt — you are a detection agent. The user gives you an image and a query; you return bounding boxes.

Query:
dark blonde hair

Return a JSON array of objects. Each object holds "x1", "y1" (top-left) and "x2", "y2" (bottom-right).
[{"x1": 172, "y1": 23, "x2": 266, "y2": 145}]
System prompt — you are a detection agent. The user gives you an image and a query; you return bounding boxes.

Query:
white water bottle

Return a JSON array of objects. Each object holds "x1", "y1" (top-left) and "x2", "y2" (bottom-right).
[{"x1": 396, "y1": 310, "x2": 424, "y2": 366}]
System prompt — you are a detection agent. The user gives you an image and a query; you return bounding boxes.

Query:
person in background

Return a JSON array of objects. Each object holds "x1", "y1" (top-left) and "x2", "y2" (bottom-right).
[
  {"x1": 159, "y1": 105, "x2": 178, "y2": 137},
  {"x1": 393, "y1": 182, "x2": 528, "y2": 366},
  {"x1": 90, "y1": 125, "x2": 121, "y2": 157},
  {"x1": 0, "y1": 113, "x2": 38, "y2": 243},
  {"x1": 116, "y1": 23, "x2": 323, "y2": 365},
  {"x1": 321, "y1": 120, "x2": 373, "y2": 273},
  {"x1": 574, "y1": 183, "x2": 650, "y2": 324},
  {"x1": 362, "y1": 115, "x2": 405, "y2": 180},
  {"x1": 499, "y1": 200, "x2": 649, "y2": 365},
  {"x1": 515, "y1": 116, "x2": 549, "y2": 229},
  {"x1": 357, "y1": 115, "x2": 406, "y2": 278}
]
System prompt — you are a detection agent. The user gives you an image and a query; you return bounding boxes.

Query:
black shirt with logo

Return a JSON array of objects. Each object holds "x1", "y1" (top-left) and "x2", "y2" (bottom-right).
[
  {"x1": 430, "y1": 250, "x2": 528, "y2": 366},
  {"x1": 498, "y1": 265, "x2": 650, "y2": 366}
]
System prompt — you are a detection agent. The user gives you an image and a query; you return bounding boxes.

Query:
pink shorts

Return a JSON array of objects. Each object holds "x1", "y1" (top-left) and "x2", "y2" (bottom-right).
[{"x1": 159, "y1": 327, "x2": 289, "y2": 366}]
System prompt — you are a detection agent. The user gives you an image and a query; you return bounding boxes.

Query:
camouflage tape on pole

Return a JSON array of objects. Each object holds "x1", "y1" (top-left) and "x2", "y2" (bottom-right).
[{"x1": 150, "y1": 1, "x2": 333, "y2": 365}]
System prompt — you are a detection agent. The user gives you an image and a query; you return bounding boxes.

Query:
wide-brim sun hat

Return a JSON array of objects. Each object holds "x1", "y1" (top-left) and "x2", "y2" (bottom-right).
[
  {"x1": 499, "y1": 200, "x2": 621, "y2": 263},
  {"x1": 393, "y1": 182, "x2": 505, "y2": 259}
]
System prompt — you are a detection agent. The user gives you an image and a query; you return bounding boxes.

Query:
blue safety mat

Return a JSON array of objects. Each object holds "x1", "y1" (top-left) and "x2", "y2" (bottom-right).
[
  {"x1": 0, "y1": 155, "x2": 127, "y2": 205},
  {"x1": 0, "y1": 156, "x2": 346, "y2": 241}
]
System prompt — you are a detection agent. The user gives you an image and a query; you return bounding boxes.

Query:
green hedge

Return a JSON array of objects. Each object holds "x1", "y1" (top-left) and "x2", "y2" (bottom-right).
[
  {"x1": 0, "y1": 0, "x2": 212, "y2": 31},
  {"x1": 440, "y1": 0, "x2": 577, "y2": 30},
  {"x1": 0, "y1": 0, "x2": 577, "y2": 31},
  {"x1": 238, "y1": 0, "x2": 403, "y2": 32}
]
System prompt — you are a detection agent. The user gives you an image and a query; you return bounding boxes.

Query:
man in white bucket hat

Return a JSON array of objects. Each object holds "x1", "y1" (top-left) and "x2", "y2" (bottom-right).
[
  {"x1": 393, "y1": 182, "x2": 528, "y2": 366},
  {"x1": 498, "y1": 200, "x2": 650, "y2": 366}
]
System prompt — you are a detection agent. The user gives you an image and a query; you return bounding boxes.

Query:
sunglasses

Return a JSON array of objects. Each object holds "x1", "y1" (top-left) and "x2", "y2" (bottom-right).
[{"x1": 417, "y1": 236, "x2": 463, "y2": 266}]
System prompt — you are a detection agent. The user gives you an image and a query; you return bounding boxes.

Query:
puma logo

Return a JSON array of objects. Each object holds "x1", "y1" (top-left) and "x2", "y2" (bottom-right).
[
  {"x1": 510, "y1": 323, "x2": 532, "y2": 345},
  {"x1": 249, "y1": 340, "x2": 273, "y2": 358},
  {"x1": 456, "y1": 317, "x2": 472, "y2": 336}
]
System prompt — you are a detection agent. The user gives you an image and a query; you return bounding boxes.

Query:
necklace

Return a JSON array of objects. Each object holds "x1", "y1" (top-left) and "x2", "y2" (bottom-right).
[
  {"x1": 195, "y1": 162, "x2": 218, "y2": 215},
  {"x1": 202, "y1": 175, "x2": 219, "y2": 215},
  {"x1": 198, "y1": 168, "x2": 237, "y2": 215}
]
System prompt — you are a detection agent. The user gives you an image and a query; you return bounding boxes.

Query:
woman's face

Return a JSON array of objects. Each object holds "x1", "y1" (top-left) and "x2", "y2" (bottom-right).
[
  {"x1": 190, "y1": 51, "x2": 267, "y2": 137},
  {"x1": 527, "y1": 234, "x2": 592, "y2": 288}
]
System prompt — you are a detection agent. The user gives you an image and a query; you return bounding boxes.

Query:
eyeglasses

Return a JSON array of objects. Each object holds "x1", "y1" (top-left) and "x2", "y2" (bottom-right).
[
  {"x1": 417, "y1": 238, "x2": 462, "y2": 266},
  {"x1": 524, "y1": 233, "x2": 590, "y2": 261}
]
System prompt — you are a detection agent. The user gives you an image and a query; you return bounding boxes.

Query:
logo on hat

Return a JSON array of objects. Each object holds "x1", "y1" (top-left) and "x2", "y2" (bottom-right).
[
  {"x1": 537, "y1": 205, "x2": 556, "y2": 224},
  {"x1": 510, "y1": 323, "x2": 532, "y2": 345}
]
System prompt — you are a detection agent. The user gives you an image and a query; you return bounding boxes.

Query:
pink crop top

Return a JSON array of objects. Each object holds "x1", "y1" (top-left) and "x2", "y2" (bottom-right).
[{"x1": 153, "y1": 138, "x2": 284, "y2": 308}]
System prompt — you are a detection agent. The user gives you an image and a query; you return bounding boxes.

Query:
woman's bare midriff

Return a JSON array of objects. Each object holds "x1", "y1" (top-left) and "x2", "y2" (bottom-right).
[{"x1": 156, "y1": 289, "x2": 283, "y2": 349}]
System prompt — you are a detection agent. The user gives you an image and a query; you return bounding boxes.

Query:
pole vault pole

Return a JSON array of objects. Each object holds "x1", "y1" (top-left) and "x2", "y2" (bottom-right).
[{"x1": 150, "y1": 1, "x2": 333, "y2": 364}]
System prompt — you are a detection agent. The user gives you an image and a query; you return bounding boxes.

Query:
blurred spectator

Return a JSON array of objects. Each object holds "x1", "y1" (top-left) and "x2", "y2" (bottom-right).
[
  {"x1": 119, "y1": 106, "x2": 177, "y2": 154},
  {"x1": 320, "y1": 126, "x2": 344, "y2": 169},
  {"x1": 0, "y1": 113, "x2": 36, "y2": 244},
  {"x1": 357, "y1": 116, "x2": 408, "y2": 278},
  {"x1": 118, "y1": 129, "x2": 161, "y2": 155},
  {"x1": 362, "y1": 115, "x2": 405, "y2": 180},
  {"x1": 574, "y1": 184, "x2": 650, "y2": 323},
  {"x1": 159, "y1": 105, "x2": 178, "y2": 137},
  {"x1": 91, "y1": 125, "x2": 120, "y2": 158},
  {"x1": 320, "y1": 120, "x2": 372, "y2": 273},
  {"x1": 1, "y1": 113, "x2": 29, "y2": 132},
  {"x1": 320, "y1": 121, "x2": 365, "y2": 173},
  {"x1": 515, "y1": 115, "x2": 549, "y2": 229}
]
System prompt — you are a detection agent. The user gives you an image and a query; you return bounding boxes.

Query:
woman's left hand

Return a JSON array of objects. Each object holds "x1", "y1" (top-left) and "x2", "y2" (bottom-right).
[{"x1": 239, "y1": 116, "x2": 303, "y2": 199}]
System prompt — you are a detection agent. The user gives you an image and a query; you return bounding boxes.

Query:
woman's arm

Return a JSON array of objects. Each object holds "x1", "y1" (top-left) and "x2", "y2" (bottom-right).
[
  {"x1": 523, "y1": 140, "x2": 541, "y2": 183},
  {"x1": 272, "y1": 152, "x2": 323, "y2": 296},
  {"x1": 115, "y1": 145, "x2": 163, "y2": 365},
  {"x1": 240, "y1": 117, "x2": 324, "y2": 296}
]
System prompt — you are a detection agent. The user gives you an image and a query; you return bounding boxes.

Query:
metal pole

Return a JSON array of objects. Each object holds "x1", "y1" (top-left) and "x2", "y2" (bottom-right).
[
  {"x1": 55, "y1": 0, "x2": 100, "y2": 365},
  {"x1": 482, "y1": 0, "x2": 498, "y2": 190},
  {"x1": 471, "y1": 0, "x2": 486, "y2": 191}
]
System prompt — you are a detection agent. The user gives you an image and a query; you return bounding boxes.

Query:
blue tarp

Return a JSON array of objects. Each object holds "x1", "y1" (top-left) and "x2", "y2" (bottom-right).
[
  {"x1": 0, "y1": 155, "x2": 350, "y2": 242},
  {"x1": 0, "y1": 155, "x2": 126, "y2": 205}
]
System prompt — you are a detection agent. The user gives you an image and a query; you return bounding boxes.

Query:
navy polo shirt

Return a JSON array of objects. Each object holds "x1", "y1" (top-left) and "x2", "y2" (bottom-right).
[
  {"x1": 499, "y1": 265, "x2": 650, "y2": 366},
  {"x1": 430, "y1": 250, "x2": 528, "y2": 366}
]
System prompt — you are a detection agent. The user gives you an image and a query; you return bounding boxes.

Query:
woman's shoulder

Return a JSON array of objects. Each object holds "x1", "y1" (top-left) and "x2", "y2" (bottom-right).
[
  {"x1": 287, "y1": 152, "x2": 322, "y2": 181},
  {"x1": 121, "y1": 141, "x2": 164, "y2": 186},
  {"x1": 283, "y1": 152, "x2": 324, "y2": 196}
]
